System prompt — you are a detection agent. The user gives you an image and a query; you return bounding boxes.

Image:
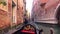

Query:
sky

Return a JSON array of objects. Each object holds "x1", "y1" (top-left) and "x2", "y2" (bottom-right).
[{"x1": 26, "y1": 0, "x2": 33, "y2": 17}]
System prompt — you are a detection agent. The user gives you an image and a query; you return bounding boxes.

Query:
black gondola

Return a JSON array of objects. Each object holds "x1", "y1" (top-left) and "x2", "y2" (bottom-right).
[{"x1": 13, "y1": 24, "x2": 37, "y2": 34}]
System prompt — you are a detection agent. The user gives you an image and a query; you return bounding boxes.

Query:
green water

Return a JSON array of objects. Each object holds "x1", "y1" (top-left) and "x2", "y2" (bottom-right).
[{"x1": 36, "y1": 23, "x2": 60, "y2": 34}]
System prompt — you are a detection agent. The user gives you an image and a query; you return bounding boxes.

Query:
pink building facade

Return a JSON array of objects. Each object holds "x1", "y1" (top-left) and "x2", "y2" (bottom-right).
[{"x1": 32, "y1": 0, "x2": 60, "y2": 24}]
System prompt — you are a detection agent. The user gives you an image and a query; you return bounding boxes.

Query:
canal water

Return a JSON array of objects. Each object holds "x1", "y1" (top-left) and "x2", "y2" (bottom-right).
[{"x1": 36, "y1": 22, "x2": 60, "y2": 34}]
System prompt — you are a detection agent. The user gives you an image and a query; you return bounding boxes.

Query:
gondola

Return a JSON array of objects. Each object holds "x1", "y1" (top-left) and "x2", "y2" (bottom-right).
[
  {"x1": 13, "y1": 24, "x2": 37, "y2": 34},
  {"x1": 13, "y1": 21, "x2": 44, "y2": 34}
]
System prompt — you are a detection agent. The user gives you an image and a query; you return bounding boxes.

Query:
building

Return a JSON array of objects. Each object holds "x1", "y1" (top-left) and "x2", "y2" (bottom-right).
[
  {"x1": 8, "y1": 0, "x2": 26, "y2": 27},
  {"x1": 0, "y1": 0, "x2": 26, "y2": 29},
  {"x1": 17, "y1": 0, "x2": 25, "y2": 24},
  {"x1": 32, "y1": 0, "x2": 60, "y2": 24},
  {"x1": 0, "y1": 0, "x2": 10, "y2": 29}
]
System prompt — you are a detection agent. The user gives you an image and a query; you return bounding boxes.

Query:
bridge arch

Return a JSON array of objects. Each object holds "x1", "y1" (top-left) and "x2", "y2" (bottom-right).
[{"x1": 55, "y1": 3, "x2": 60, "y2": 24}]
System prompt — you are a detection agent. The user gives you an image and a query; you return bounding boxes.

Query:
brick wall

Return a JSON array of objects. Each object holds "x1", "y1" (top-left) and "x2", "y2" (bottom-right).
[{"x1": 0, "y1": 9, "x2": 10, "y2": 29}]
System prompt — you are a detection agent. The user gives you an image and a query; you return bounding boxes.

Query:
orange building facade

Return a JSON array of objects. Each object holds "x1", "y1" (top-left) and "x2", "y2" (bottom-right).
[
  {"x1": 0, "y1": 0, "x2": 25, "y2": 29},
  {"x1": 0, "y1": 0, "x2": 10, "y2": 29}
]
